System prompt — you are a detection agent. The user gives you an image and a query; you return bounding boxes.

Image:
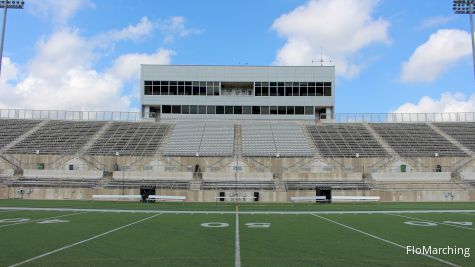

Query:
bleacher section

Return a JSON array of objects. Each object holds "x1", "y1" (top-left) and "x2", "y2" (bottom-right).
[
  {"x1": 6, "y1": 121, "x2": 105, "y2": 155},
  {"x1": 0, "y1": 119, "x2": 41, "y2": 150},
  {"x1": 87, "y1": 122, "x2": 169, "y2": 156},
  {"x1": 105, "y1": 180, "x2": 190, "y2": 190},
  {"x1": 241, "y1": 123, "x2": 312, "y2": 157},
  {"x1": 306, "y1": 124, "x2": 388, "y2": 158},
  {"x1": 163, "y1": 121, "x2": 234, "y2": 157},
  {"x1": 434, "y1": 122, "x2": 475, "y2": 153},
  {"x1": 8, "y1": 178, "x2": 100, "y2": 188},
  {"x1": 371, "y1": 123, "x2": 468, "y2": 157}
]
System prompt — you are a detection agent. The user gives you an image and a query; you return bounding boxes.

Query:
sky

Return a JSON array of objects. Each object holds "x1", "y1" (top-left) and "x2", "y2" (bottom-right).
[{"x1": 0, "y1": 0, "x2": 474, "y2": 114}]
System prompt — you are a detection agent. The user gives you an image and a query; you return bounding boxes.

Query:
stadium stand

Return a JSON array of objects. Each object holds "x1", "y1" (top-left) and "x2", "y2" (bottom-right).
[
  {"x1": 201, "y1": 180, "x2": 275, "y2": 190},
  {"x1": 6, "y1": 120, "x2": 105, "y2": 155},
  {"x1": 0, "y1": 119, "x2": 41, "y2": 150},
  {"x1": 87, "y1": 122, "x2": 169, "y2": 156},
  {"x1": 112, "y1": 170, "x2": 192, "y2": 180},
  {"x1": 241, "y1": 123, "x2": 312, "y2": 157},
  {"x1": 105, "y1": 180, "x2": 190, "y2": 190},
  {"x1": 370, "y1": 123, "x2": 468, "y2": 157},
  {"x1": 306, "y1": 124, "x2": 388, "y2": 158},
  {"x1": 163, "y1": 121, "x2": 234, "y2": 157},
  {"x1": 284, "y1": 181, "x2": 370, "y2": 190},
  {"x1": 8, "y1": 178, "x2": 100, "y2": 188},
  {"x1": 434, "y1": 122, "x2": 475, "y2": 153}
]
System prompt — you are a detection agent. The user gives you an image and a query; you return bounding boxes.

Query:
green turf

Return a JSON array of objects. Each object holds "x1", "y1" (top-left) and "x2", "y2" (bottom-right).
[{"x1": 0, "y1": 200, "x2": 474, "y2": 266}]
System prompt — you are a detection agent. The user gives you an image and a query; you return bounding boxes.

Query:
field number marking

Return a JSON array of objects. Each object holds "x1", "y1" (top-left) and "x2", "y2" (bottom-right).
[
  {"x1": 404, "y1": 221, "x2": 437, "y2": 227},
  {"x1": 245, "y1": 223, "x2": 271, "y2": 228},
  {"x1": 0, "y1": 218, "x2": 69, "y2": 224},
  {"x1": 201, "y1": 222, "x2": 229, "y2": 228}
]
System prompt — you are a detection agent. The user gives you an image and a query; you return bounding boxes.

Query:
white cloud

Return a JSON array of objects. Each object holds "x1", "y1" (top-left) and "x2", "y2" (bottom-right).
[
  {"x1": 0, "y1": 24, "x2": 173, "y2": 111},
  {"x1": 158, "y1": 16, "x2": 203, "y2": 43},
  {"x1": 101, "y1": 17, "x2": 154, "y2": 42},
  {"x1": 271, "y1": 0, "x2": 390, "y2": 78},
  {"x1": 416, "y1": 16, "x2": 455, "y2": 30},
  {"x1": 401, "y1": 29, "x2": 472, "y2": 83},
  {"x1": 27, "y1": 0, "x2": 95, "y2": 25},
  {"x1": 393, "y1": 92, "x2": 475, "y2": 113}
]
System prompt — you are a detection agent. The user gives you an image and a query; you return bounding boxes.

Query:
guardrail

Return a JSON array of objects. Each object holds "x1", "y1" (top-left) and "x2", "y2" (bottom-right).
[
  {"x1": 0, "y1": 109, "x2": 156, "y2": 122},
  {"x1": 322, "y1": 112, "x2": 475, "y2": 123}
]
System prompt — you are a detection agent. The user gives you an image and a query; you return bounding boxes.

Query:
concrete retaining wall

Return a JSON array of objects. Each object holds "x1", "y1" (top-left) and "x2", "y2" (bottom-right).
[{"x1": 372, "y1": 172, "x2": 451, "y2": 182}]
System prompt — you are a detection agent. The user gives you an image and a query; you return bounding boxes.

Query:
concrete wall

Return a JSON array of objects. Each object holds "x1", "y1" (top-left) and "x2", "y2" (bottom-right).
[
  {"x1": 282, "y1": 172, "x2": 362, "y2": 181},
  {"x1": 372, "y1": 172, "x2": 451, "y2": 182},
  {"x1": 23, "y1": 169, "x2": 104, "y2": 179},
  {"x1": 203, "y1": 171, "x2": 273, "y2": 181},
  {"x1": 461, "y1": 172, "x2": 475, "y2": 181}
]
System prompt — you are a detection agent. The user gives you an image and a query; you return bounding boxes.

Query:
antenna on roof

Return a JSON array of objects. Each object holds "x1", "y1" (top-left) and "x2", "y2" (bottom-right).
[{"x1": 312, "y1": 47, "x2": 332, "y2": 66}]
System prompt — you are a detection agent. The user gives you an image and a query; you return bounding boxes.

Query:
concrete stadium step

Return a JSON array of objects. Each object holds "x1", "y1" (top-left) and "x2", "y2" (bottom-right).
[
  {"x1": 80, "y1": 121, "x2": 114, "y2": 154},
  {"x1": 189, "y1": 180, "x2": 202, "y2": 191},
  {"x1": 362, "y1": 122, "x2": 399, "y2": 158}
]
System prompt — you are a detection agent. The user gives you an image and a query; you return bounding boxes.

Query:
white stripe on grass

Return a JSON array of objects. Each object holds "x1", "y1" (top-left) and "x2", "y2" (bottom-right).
[
  {"x1": 0, "y1": 211, "x2": 88, "y2": 228},
  {"x1": 387, "y1": 213, "x2": 475, "y2": 231},
  {"x1": 235, "y1": 206, "x2": 241, "y2": 267},
  {"x1": 311, "y1": 214, "x2": 459, "y2": 267},
  {"x1": 8, "y1": 213, "x2": 161, "y2": 267}
]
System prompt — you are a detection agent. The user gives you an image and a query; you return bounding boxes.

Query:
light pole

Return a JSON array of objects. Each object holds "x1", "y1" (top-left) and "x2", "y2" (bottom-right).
[
  {"x1": 453, "y1": 0, "x2": 475, "y2": 79},
  {"x1": 0, "y1": 1, "x2": 24, "y2": 77}
]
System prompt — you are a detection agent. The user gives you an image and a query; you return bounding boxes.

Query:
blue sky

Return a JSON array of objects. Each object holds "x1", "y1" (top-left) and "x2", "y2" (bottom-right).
[{"x1": 0, "y1": 0, "x2": 473, "y2": 113}]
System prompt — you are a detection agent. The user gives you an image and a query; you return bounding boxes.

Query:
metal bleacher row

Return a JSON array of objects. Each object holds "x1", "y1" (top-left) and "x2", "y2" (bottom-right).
[
  {"x1": 163, "y1": 121, "x2": 234, "y2": 157},
  {"x1": 435, "y1": 122, "x2": 475, "y2": 153},
  {"x1": 87, "y1": 122, "x2": 169, "y2": 156},
  {"x1": 0, "y1": 118, "x2": 474, "y2": 159},
  {"x1": 241, "y1": 123, "x2": 312, "y2": 157},
  {"x1": 306, "y1": 124, "x2": 388, "y2": 158},
  {"x1": 371, "y1": 123, "x2": 468, "y2": 157},
  {"x1": 0, "y1": 119, "x2": 41, "y2": 150}
]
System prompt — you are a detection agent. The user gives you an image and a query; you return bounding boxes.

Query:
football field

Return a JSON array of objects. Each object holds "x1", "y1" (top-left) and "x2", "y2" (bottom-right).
[{"x1": 0, "y1": 200, "x2": 474, "y2": 266}]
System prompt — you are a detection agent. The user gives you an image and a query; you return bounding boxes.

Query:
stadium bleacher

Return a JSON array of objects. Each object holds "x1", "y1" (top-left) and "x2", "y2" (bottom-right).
[
  {"x1": 0, "y1": 119, "x2": 41, "y2": 150},
  {"x1": 6, "y1": 120, "x2": 105, "y2": 155},
  {"x1": 434, "y1": 122, "x2": 475, "y2": 153},
  {"x1": 370, "y1": 123, "x2": 468, "y2": 157},
  {"x1": 87, "y1": 122, "x2": 169, "y2": 156},
  {"x1": 241, "y1": 123, "x2": 312, "y2": 157},
  {"x1": 163, "y1": 121, "x2": 234, "y2": 157},
  {"x1": 201, "y1": 180, "x2": 275, "y2": 190},
  {"x1": 306, "y1": 124, "x2": 388, "y2": 158},
  {"x1": 105, "y1": 179, "x2": 190, "y2": 190},
  {"x1": 284, "y1": 181, "x2": 371, "y2": 190}
]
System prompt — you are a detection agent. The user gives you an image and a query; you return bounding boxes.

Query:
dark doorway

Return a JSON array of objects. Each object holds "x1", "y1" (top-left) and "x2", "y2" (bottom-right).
[
  {"x1": 140, "y1": 186, "x2": 156, "y2": 203},
  {"x1": 435, "y1": 165, "x2": 442, "y2": 172},
  {"x1": 316, "y1": 186, "x2": 331, "y2": 203},
  {"x1": 219, "y1": 192, "x2": 225, "y2": 202},
  {"x1": 254, "y1": 192, "x2": 259, "y2": 202}
]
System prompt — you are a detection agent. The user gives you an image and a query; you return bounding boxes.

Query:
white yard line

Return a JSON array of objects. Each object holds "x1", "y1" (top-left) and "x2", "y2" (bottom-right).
[
  {"x1": 0, "y1": 211, "x2": 88, "y2": 228},
  {"x1": 1, "y1": 207, "x2": 475, "y2": 215},
  {"x1": 311, "y1": 214, "x2": 459, "y2": 267},
  {"x1": 235, "y1": 206, "x2": 241, "y2": 267},
  {"x1": 386, "y1": 213, "x2": 475, "y2": 231},
  {"x1": 8, "y1": 213, "x2": 161, "y2": 267}
]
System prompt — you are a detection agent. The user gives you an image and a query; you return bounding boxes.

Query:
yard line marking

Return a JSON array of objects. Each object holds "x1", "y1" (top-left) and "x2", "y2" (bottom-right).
[
  {"x1": 386, "y1": 213, "x2": 475, "y2": 231},
  {"x1": 235, "y1": 206, "x2": 241, "y2": 267},
  {"x1": 311, "y1": 214, "x2": 459, "y2": 267},
  {"x1": 0, "y1": 211, "x2": 88, "y2": 228},
  {"x1": 8, "y1": 213, "x2": 161, "y2": 267},
  {"x1": 2, "y1": 207, "x2": 475, "y2": 215}
]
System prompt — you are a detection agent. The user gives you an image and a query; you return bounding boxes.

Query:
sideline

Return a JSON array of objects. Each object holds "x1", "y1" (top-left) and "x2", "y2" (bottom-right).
[{"x1": 1, "y1": 207, "x2": 475, "y2": 215}]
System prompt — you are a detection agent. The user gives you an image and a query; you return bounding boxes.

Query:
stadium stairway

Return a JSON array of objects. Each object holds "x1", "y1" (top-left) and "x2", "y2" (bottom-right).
[{"x1": 427, "y1": 123, "x2": 475, "y2": 157}]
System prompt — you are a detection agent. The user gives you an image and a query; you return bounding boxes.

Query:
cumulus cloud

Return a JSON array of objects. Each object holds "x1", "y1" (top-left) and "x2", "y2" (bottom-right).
[
  {"x1": 0, "y1": 22, "x2": 173, "y2": 111},
  {"x1": 271, "y1": 0, "x2": 390, "y2": 78},
  {"x1": 416, "y1": 16, "x2": 455, "y2": 30},
  {"x1": 158, "y1": 16, "x2": 203, "y2": 43},
  {"x1": 401, "y1": 29, "x2": 472, "y2": 83},
  {"x1": 393, "y1": 92, "x2": 475, "y2": 113},
  {"x1": 100, "y1": 17, "x2": 154, "y2": 43},
  {"x1": 27, "y1": 0, "x2": 95, "y2": 25}
]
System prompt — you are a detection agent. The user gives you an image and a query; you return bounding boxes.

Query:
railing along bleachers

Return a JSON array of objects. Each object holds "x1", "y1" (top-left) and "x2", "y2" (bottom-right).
[
  {"x1": 87, "y1": 122, "x2": 169, "y2": 156},
  {"x1": 105, "y1": 180, "x2": 190, "y2": 190},
  {"x1": 8, "y1": 178, "x2": 100, "y2": 188},
  {"x1": 241, "y1": 123, "x2": 312, "y2": 157},
  {"x1": 6, "y1": 121, "x2": 105, "y2": 155},
  {"x1": 434, "y1": 122, "x2": 475, "y2": 153},
  {"x1": 284, "y1": 181, "x2": 371, "y2": 191},
  {"x1": 370, "y1": 123, "x2": 468, "y2": 157},
  {"x1": 201, "y1": 180, "x2": 275, "y2": 190},
  {"x1": 306, "y1": 124, "x2": 388, "y2": 158},
  {"x1": 163, "y1": 121, "x2": 234, "y2": 157},
  {"x1": 0, "y1": 119, "x2": 41, "y2": 150}
]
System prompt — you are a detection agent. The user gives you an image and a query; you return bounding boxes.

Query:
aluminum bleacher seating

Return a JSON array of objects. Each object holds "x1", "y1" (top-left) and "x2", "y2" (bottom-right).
[
  {"x1": 0, "y1": 119, "x2": 41, "y2": 150},
  {"x1": 241, "y1": 123, "x2": 312, "y2": 157},
  {"x1": 371, "y1": 123, "x2": 468, "y2": 157},
  {"x1": 105, "y1": 179, "x2": 190, "y2": 190},
  {"x1": 87, "y1": 122, "x2": 169, "y2": 156},
  {"x1": 201, "y1": 180, "x2": 275, "y2": 190},
  {"x1": 6, "y1": 120, "x2": 105, "y2": 155},
  {"x1": 306, "y1": 124, "x2": 388, "y2": 158},
  {"x1": 434, "y1": 122, "x2": 475, "y2": 153},
  {"x1": 163, "y1": 121, "x2": 234, "y2": 157},
  {"x1": 284, "y1": 181, "x2": 371, "y2": 191}
]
